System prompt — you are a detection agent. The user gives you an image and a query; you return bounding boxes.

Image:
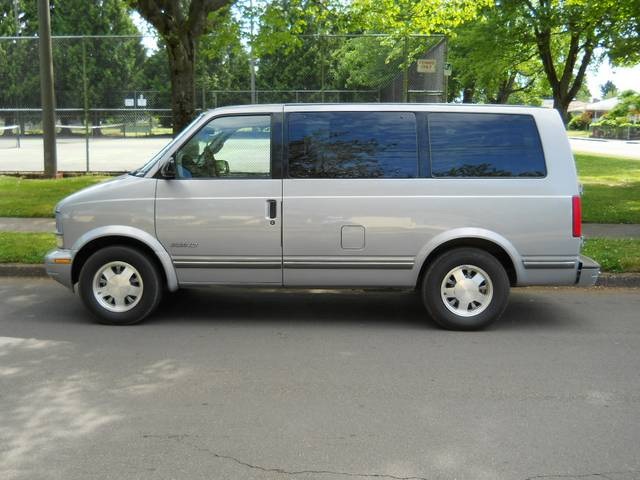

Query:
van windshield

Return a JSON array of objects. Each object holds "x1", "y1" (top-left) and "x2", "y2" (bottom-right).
[{"x1": 130, "y1": 113, "x2": 205, "y2": 177}]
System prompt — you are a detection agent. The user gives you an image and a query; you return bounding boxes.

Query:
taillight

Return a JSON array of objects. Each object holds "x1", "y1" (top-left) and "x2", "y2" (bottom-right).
[{"x1": 572, "y1": 195, "x2": 582, "y2": 237}]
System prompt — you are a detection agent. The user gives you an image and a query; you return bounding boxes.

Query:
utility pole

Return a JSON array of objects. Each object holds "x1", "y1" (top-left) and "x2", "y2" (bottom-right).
[{"x1": 38, "y1": 0, "x2": 57, "y2": 178}]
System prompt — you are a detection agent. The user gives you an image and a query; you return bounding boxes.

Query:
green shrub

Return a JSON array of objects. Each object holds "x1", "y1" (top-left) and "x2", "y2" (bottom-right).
[{"x1": 568, "y1": 111, "x2": 592, "y2": 130}]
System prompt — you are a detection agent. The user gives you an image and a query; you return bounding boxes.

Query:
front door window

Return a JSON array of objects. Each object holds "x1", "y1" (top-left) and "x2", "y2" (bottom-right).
[{"x1": 174, "y1": 115, "x2": 271, "y2": 179}]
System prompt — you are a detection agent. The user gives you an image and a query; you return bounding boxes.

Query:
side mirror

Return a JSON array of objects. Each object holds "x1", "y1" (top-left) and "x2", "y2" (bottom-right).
[
  {"x1": 161, "y1": 158, "x2": 177, "y2": 179},
  {"x1": 215, "y1": 160, "x2": 230, "y2": 176}
]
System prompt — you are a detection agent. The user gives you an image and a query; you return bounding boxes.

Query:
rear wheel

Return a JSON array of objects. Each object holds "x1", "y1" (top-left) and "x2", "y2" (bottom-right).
[
  {"x1": 421, "y1": 247, "x2": 510, "y2": 330},
  {"x1": 78, "y1": 246, "x2": 162, "y2": 325}
]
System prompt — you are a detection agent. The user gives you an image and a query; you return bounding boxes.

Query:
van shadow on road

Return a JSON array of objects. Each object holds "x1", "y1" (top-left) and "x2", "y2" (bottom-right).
[{"x1": 149, "y1": 286, "x2": 581, "y2": 332}]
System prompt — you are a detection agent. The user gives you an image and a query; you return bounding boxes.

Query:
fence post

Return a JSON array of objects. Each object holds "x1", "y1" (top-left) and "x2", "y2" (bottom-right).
[
  {"x1": 321, "y1": 36, "x2": 326, "y2": 103},
  {"x1": 133, "y1": 90, "x2": 138, "y2": 137},
  {"x1": 16, "y1": 110, "x2": 21, "y2": 148},
  {"x1": 402, "y1": 36, "x2": 409, "y2": 103},
  {"x1": 82, "y1": 38, "x2": 90, "y2": 172},
  {"x1": 443, "y1": 37, "x2": 448, "y2": 103}
]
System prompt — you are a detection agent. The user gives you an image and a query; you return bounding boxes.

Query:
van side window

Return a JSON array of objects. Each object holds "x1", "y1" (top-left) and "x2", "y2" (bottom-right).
[
  {"x1": 288, "y1": 112, "x2": 418, "y2": 178},
  {"x1": 428, "y1": 113, "x2": 546, "y2": 178},
  {"x1": 174, "y1": 115, "x2": 271, "y2": 179}
]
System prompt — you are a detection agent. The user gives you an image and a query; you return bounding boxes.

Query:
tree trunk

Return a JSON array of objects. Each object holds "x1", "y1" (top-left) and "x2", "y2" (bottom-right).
[
  {"x1": 495, "y1": 73, "x2": 516, "y2": 104},
  {"x1": 462, "y1": 84, "x2": 475, "y2": 103},
  {"x1": 166, "y1": 35, "x2": 197, "y2": 135},
  {"x1": 553, "y1": 95, "x2": 571, "y2": 124},
  {"x1": 534, "y1": 26, "x2": 594, "y2": 125}
]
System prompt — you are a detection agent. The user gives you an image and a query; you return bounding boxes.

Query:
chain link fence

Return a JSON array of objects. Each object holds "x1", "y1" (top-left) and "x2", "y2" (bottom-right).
[{"x1": 0, "y1": 34, "x2": 447, "y2": 172}]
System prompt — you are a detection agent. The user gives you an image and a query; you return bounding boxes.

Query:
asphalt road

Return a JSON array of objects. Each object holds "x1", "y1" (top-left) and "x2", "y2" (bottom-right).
[{"x1": 1, "y1": 278, "x2": 639, "y2": 480}]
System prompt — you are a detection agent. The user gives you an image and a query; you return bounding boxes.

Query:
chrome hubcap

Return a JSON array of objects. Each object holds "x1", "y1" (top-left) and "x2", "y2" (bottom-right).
[
  {"x1": 440, "y1": 265, "x2": 493, "y2": 317},
  {"x1": 92, "y1": 261, "x2": 143, "y2": 313}
]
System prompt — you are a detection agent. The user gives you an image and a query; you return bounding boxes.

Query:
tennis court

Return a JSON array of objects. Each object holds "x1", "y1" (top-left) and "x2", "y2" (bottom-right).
[{"x1": 0, "y1": 136, "x2": 171, "y2": 172}]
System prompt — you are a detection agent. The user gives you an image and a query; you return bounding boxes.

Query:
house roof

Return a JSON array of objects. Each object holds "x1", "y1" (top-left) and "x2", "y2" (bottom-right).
[{"x1": 585, "y1": 97, "x2": 620, "y2": 112}]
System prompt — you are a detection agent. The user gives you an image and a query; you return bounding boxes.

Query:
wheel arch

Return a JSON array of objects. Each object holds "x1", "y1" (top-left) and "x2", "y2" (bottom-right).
[
  {"x1": 414, "y1": 229, "x2": 522, "y2": 288},
  {"x1": 70, "y1": 226, "x2": 179, "y2": 291}
]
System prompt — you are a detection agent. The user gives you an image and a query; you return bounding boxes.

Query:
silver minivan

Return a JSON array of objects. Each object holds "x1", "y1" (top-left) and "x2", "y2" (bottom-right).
[{"x1": 45, "y1": 103, "x2": 599, "y2": 330}]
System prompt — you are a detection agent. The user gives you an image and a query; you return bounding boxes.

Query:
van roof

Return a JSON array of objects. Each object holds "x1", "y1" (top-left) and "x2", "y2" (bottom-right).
[{"x1": 208, "y1": 103, "x2": 550, "y2": 116}]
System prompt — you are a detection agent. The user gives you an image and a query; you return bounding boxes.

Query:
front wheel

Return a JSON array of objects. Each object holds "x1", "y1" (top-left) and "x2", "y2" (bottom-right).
[
  {"x1": 421, "y1": 248, "x2": 510, "y2": 330},
  {"x1": 78, "y1": 246, "x2": 163, "y2": 325}
]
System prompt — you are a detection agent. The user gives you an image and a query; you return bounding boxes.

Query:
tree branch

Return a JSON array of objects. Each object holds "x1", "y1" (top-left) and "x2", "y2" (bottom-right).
[
  {"x1": 188, "y1": 0, "x2": 233, "y2": 37},
  {"x1": 567, "y1": 39, "x2": 595, "y2": 101},
  {"x1": 131, "y1": 0, "x2": 174, "y2": 36},
  {"x1": 559, "y1": 29, "x2": 581, "y2": 92}
]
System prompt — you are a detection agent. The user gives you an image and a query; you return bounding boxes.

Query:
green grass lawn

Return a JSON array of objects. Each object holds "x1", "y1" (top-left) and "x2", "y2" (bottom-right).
[
  {"x1": 574, "y1": 153, "x2": 640, "y2": 224},
  {"x1": 0, "y1": 175, "x2": 109, "y2": 217},
  {"x1": 582, "y1": 238, "x2": 640, "y2": 273},
  {"x1": 0, "y1": 232, "x2": 56, "y2": 263}
]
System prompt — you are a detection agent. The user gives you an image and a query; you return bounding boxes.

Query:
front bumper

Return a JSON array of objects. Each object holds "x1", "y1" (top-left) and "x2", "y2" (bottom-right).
[
  {"x1": 576, "y1": 254, "x2": 600, "y2": 287},
  {"x1": 44, "y1": 249, "x2": 74, "y2": 290}
]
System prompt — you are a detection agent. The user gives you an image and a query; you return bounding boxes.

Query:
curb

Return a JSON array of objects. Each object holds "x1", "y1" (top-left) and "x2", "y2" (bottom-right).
[
  {"x1": 1, "y1": 264, "x2": 639, "y2": 288},
  {"x1": 594, "y1": 273, "x2": 640, "y2": 288},
  {"x1": 0, "y1": 264, "x2": 47, "y2": 277}
]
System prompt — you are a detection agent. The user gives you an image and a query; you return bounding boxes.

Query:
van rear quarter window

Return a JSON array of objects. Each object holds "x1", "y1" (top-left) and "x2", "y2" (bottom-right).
[
  {"x1": 428, "y1": 113, "x2": 546, "y2": 178},
  {"x1": 287, "y1": 112, "x2": 418, "y2": 178}
]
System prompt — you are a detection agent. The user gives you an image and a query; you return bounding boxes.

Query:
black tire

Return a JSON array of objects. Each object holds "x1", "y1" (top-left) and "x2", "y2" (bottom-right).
[
  {"x1": 420, "y1": 247, "x2": 510, "y2": 330},
  {"x1": 78, "y1": 245, "x2": 163, "y2": 325}
]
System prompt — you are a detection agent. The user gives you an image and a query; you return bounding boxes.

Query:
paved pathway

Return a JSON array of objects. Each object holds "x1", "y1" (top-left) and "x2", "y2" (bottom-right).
[
  {"x1": 0, "y1": 217, "x2": 55, "y2": 232},
  {"x1": 1, "y1": 217, "x2": 639, "y2": 238},
  {"x1": 569, "y1": 137, "x2": 640, "y2": 159}
]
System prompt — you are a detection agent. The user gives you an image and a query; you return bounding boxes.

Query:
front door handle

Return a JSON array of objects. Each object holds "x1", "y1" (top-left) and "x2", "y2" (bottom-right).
[{"x1": 267, "y1": 199, "x2": 277, "y2": 219}]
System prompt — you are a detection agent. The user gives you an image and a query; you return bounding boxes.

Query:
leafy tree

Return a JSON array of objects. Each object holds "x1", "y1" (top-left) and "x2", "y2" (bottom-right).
[
  {"x1": 134, "y1": 10, "x2": 250, "y2": 112},
  {"x1": 600, "y1": 80, "x2": 619, "y2": 99},
  {"x1": 448, "y1": 6, "x2": 545, "y2": 104},
  {"x1": 252, "y1": 0, "x2": 349, "y2": 98},
  {"x1": 350, "y1": 0, "x2": 490, "y2": 36},
  {"x1": 197, "y1": 10, "x2": 251, "y2": 105},
  {"x1": 0, "y1": 0, "x2": 40, "y2": 130},
  {"x1": 345, "y1": 0, "x2": 490, "y2": 101},
  {"x1": 0, "y1": 0, "x2": 142, "y2": 134},
  {"x1": 604, "y1": 89, "x2": 640, "y2": 121},
  {"x1": 128, "y1": 0, "x2": 233, "y2": 133},
  {"x1": 607, "y1": 0, "x2": 639, "y2": 66},
  {"x1": 501, "y1": 0, "x2": 638, "y2": 122}
]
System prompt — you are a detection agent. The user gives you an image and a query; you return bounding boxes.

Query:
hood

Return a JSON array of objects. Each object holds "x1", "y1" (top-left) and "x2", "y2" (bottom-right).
[{"x1": 55, "y1": 175, "x2": 153, "y2": 213}]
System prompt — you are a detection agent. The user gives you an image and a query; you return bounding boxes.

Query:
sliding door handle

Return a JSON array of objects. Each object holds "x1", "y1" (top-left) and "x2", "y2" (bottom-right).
[{"x1": 267, "y1": 199, "x2": 277, "y2": 219}]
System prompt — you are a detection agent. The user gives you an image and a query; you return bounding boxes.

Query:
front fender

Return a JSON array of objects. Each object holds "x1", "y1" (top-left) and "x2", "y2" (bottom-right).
[
  {"x1": 71, "y1": 225, "x2": 179, "y2": 292},
  {"x1": 411, "y1": 228, "x2": 524, "y2": 285}
]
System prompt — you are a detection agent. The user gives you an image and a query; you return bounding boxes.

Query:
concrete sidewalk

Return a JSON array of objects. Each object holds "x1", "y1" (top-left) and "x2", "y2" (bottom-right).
[
  {"x1": 1, "y1": 217, "x2": 640, "y2": 238},
  {"x1": 0, "y1": 217, "x2": 55, "y2": 232},
  {"x1": 583, "y1": 223, "x2": 640, "y2": 238}
]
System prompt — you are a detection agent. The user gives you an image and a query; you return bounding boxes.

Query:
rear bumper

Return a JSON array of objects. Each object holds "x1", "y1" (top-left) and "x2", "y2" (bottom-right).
[
  {"x1": 575, "y1": 255, "x2": 600, "y2": 287},
  {"x1": 44, "y1": 249, "x2": 74, "y2": 290}
]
